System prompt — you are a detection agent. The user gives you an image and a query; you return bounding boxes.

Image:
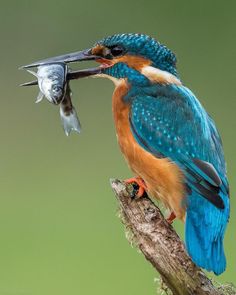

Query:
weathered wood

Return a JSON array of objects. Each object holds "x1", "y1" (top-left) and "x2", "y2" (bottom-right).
[{"x1": 110, "y1": 178, "x2": 235, "y2": 295}]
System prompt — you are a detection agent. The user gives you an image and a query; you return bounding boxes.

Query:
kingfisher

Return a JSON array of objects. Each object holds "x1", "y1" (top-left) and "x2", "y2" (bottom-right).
[{"x1": 23, "y1": 33, "x2": 230, "y2": 275}]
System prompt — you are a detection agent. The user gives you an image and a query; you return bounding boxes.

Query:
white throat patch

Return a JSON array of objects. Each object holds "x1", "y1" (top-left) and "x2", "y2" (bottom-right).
[{"x1": 141, "y1": 66, "x2": 181, "y2": 85}]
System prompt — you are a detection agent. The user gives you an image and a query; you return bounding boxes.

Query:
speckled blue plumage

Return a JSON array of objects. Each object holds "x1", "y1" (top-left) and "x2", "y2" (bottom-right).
[
  {"x1": 128, "y1": 84, "x2": 230, "y2": 275},
  {"x1": 100, "y1": 33, "x2": 230, "y2": 275}
]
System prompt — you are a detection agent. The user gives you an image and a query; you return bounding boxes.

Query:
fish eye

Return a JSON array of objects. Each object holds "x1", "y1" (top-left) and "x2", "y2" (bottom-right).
[
  {"x1": 52, "y1": 85, "x2": 62, "y2": 93},
  {"x1": 110, "y1": 45, "x2": 124, "y2": 57}
]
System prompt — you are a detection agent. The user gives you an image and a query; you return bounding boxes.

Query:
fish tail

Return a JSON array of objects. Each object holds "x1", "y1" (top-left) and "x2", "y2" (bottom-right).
[{"x1": 60, "y1": 105, "x2": 81, "y2": 136}]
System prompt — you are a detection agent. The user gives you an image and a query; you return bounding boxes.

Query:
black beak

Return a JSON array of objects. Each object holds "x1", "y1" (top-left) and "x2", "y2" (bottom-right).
[
  {"x1": 20, "y1": 48, "x2": 103, "y2": 84},
  {"x1": 21, "y1": 48, "x2": 99, "y2": 69}
]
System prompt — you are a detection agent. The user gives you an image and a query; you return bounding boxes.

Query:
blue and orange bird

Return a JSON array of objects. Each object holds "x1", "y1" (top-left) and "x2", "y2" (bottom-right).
[{"x1": 23, "y1": 33, "x2": 230, "y2": 275}]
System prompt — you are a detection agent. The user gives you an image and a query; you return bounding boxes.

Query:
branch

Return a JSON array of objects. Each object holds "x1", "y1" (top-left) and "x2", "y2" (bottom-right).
[{"x1": 110, "y1": 178, "x2": 236, "y2": 295}]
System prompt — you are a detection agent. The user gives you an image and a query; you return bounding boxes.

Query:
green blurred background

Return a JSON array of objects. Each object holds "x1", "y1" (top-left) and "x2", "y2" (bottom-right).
[{"x1": 0, "y1": 0, "x2": 235, "y2": 294}]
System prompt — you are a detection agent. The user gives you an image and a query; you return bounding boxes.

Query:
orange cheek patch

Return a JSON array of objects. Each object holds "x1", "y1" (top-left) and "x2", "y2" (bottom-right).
[{"x1": 114, "y1": 55, "x2": 152, "y2": 71}]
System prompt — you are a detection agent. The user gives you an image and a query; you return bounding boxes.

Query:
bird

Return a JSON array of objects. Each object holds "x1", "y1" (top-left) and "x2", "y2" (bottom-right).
[{"x1": 23, "y1": 33, "x2": 230, "y2": 275}]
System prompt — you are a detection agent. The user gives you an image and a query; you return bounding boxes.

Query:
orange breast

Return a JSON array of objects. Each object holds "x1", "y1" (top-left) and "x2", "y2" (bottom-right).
[{"x1": 112, "y1": 80, "x2": 186, "y2": 220}]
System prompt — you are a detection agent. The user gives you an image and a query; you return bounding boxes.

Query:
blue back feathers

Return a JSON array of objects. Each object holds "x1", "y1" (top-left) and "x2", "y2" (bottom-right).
[{"x1": 128, "y1": 84, "x2": 230, "y2": 275}]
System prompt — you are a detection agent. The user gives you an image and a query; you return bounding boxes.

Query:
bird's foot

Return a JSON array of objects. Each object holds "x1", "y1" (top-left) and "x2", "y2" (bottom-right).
[
  {"x1": 124, "y1": 176, "x2": 147, "y2": 199},
  {"x1": 166, "y1": 211, "x2": 176, "y2": 224}
]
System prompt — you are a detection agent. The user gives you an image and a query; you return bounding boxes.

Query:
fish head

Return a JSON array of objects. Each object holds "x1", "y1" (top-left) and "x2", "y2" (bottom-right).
[
  {"x1": 37, "y1": 64, "x2": 67, "y2": 104},
  {"x1": 39, "y1": 78, "x2": 65, "y2": 104},
  {"x1": 50, "y1": 81, "x2": 65, "y2": 104}
]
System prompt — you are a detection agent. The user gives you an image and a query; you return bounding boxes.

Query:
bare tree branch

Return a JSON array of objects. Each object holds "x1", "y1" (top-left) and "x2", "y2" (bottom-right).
[{"x1": 110, "y1": 178, "x2": 235, "y2": 295}]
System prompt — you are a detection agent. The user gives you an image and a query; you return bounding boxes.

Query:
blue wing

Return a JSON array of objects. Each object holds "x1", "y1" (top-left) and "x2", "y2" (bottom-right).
[{"x1": 129, "y1": 84, "x2": 230, "y2": 274}]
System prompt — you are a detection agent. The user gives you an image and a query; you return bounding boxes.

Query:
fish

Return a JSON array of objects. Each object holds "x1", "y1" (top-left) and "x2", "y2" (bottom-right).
[
  {"x1": 26, "y1": 63, "x2": 67, "y2": 105},
  {"x1": 22, "y1": 63, "x2": 81, "y2": 136}
]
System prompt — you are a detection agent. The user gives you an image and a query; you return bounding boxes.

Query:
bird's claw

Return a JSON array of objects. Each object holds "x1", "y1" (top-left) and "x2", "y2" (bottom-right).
[{"x1": 124, "y1": 177, "x2": 148, "y2": 199}]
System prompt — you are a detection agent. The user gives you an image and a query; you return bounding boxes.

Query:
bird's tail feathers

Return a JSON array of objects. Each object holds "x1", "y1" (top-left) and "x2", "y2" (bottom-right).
[{"x1": 185, "y1": 191, "x2": 229, "y2": 275}]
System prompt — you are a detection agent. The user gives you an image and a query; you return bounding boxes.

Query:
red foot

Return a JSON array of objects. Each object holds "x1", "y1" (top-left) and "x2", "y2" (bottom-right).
[
  {"x1": 166, "y1": 211, "x2": 176, "y2": 224},
  {"x1": 124, "y1": 176, "x2": 147, "y2": 198}
]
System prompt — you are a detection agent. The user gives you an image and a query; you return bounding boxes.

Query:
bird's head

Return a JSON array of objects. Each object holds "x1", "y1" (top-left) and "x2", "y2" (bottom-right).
[
  {"x1": 23, "y1": 33, "x2": 180, "y2": 87},
  {"x1": 93, "y1": 33, "x2": 177, "y2": 75}
]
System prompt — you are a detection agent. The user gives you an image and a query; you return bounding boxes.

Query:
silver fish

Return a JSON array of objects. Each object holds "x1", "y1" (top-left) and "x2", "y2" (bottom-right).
[
  {"x1": 27, "y1": 63, "x2": 67, "y2": 105},
  {"x1": 60, "y1": 84, "x2": 81, "y2": 136},
  {"x1": 22, "y1": 62, "x2": 81, "y2": 136}
]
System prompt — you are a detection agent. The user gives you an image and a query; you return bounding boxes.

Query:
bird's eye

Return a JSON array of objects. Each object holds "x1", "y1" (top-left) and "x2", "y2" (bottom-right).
[{"x1": 110, "y1": 46, "x2": 124, "y2": 57}]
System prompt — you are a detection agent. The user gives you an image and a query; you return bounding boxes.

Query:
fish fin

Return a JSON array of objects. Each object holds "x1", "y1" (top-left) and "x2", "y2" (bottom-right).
[
  {"x1": 60, "y1": 106, "x2": 81, "y2": 136},
  {"x1": 27, "y1": 69, "x2": 38, "y2": 77},
  {"x1": 20, "y1": 80, "x2": 38, "y2": 87},
  {"x1": 36, "y1": 91, "x2": 44, "y2": 103}
]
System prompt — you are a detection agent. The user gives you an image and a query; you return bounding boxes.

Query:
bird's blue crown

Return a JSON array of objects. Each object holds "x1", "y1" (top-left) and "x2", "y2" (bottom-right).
[{"x1": 96, "y1": 33, "x2": 178, "y2": 76}]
